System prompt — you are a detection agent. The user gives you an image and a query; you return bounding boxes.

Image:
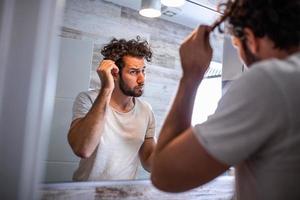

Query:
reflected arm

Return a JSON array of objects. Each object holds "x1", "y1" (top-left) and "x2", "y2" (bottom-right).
[
  {"x1": 139, "y1": 138, "x2": 156, "y2": 172},
  {"x1": 67, "y1": 88, "x2": 112, "y2": 158}
]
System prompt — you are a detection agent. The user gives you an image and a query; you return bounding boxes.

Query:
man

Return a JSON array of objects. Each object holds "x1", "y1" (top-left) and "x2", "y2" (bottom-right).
[
  {"x1": 151, "y1": 0, "x2": 300, "y2": 199},
  {"x1": 68, "y1": 37, "x2": 156, "y2": 181}
]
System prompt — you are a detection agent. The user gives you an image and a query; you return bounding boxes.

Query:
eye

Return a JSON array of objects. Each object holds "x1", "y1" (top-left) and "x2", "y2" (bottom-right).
[{"x1": 130, "y1": 71, "x2": 138, "y2": 75}]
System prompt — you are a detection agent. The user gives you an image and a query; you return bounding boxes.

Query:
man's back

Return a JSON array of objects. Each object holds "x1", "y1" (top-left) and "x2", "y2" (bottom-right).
[
  {"x1": 192, "y1": 52, "x2": 300, "y2": 199},
  {"x1": 150, "y1": 0, "x2": 300, "y2": 198},
  {"x1": 232, "y1": 52, "x2": 300, "y2": 199}
]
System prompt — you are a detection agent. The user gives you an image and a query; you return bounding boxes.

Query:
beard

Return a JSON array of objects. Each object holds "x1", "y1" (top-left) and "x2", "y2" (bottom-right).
[
  {"x1": 241, "y1": 40, "x2": 260, "y2": 66},
  {"x1": 119, "y1": 75, "x2": 144, "y2": 97}
]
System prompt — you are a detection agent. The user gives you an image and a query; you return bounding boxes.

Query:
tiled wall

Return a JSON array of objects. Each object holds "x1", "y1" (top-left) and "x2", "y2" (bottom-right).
[{"x1": 44, "y1": 0, "x2": 224, "y2": 182}]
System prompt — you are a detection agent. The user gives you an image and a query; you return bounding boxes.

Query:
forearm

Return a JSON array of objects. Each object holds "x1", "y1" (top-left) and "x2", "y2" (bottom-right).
[
  {"x1": 139, "y1": 138, "x2": 156, "y2": 172},
  {"x1": 155, "y1": 25, "x2": 211, "y2": 151},
  {"x1": 156, "y1": 76, "x2": 203, "y2": 152},
  {"x1": 141, "y1": 153, "x2": 153, "y2": 172},
  {"x1": 68, "y1": 88, "x2": 112, "y2": 158}
]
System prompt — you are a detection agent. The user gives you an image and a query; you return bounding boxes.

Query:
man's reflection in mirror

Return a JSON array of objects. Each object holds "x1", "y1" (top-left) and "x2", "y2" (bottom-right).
[{"x1": 67, "y1": 36, "x2": 156, "y2": 181}]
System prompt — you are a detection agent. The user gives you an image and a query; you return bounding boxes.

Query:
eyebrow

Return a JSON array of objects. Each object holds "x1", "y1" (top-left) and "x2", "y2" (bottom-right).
[{"x1": 128, "y1": 66, "x2": 146, "y2": 70}]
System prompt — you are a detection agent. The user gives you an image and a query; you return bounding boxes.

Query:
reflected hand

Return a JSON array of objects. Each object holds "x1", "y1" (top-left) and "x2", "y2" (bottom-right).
[
  {"x1": 179, "y1": 25, "x2": 213, "y2": 81},
  {"x1": 97, "y1": 59, "x2": 119, "y2": 91}
]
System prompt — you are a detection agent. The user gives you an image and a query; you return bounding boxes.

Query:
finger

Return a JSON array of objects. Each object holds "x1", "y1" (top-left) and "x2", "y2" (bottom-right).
[
  {"x1": 182, "y1": 28, "x2": 197, "y2": 45},
  {"x1": 98, "y1": 60, "x2": 115, "y2": 72},
  {"x1": 196, "y1": 25, "x2": 212, "y2": 49},
  {"x1": 196, "y1": 25, "x2": 211, "y2": 40}
]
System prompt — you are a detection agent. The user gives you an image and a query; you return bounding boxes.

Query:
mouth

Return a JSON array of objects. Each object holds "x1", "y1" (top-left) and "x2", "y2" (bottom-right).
[
  {"x1": 135, "y1": 85, "x2": 144, "y2": 90},
  {"x1": 135, "y1": 87, "x2": 143, "y2": 92},
  {"x1": 134, "y1": 86, "x2": 144, "y2": 95}
]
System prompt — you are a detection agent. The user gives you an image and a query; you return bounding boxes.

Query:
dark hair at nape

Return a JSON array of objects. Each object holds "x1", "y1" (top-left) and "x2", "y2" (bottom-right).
[{"x1": 212, "y1": 0, "x2": 300, "y2": 50}]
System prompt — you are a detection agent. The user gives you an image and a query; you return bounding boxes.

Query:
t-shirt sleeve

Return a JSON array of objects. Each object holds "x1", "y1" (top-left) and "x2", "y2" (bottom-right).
[
  {"x1": 193, "y1": 66, "x2": 288, "y2": 166},
  {"x1": 72, "y1": 92, "x2": 93, "y2": 121},
  {"x1": 145, "y1": 105, "x2": 156, "y2": 139}
]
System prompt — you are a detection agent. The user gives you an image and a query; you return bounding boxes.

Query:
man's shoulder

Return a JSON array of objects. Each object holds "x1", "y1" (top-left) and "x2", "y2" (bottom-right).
[
  {"x1": 80, "y1": 89, "x2": 99, "y2": 96},
  {"x1": 76, "y1": 89, "x2": 99, "y2": 103},
  {"x1": 135, "y1": 98, "x2": 153, "y2": 111},
  {"x1": 251, "y1": 51, "x2": 300, "y2": 76},
  {"x1": 225, "y1": 52, "x2": 300, "y2": 101}
]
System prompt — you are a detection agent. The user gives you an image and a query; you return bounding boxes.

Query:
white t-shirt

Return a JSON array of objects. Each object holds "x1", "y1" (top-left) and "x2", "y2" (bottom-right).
[
  {"x1": 193, "y1": 52, "x2": 300, "y2": 200},
  {"x1": 71, "y1": 90, "x2": 155, "y2": 181}
]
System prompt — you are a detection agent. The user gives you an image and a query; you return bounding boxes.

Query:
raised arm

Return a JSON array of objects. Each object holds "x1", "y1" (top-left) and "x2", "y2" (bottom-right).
[
  {"x1": 151, "y1": 26, "x2": 229, "y2": 192},
  {"x1": 68, "y1": 60, "x2": 118, "y2": 158}
]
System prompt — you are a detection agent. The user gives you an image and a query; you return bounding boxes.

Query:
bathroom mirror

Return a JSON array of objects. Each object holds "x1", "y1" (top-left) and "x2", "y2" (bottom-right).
[{"x1": 43, "y1": 0, "x2": 224, "y2": 183}]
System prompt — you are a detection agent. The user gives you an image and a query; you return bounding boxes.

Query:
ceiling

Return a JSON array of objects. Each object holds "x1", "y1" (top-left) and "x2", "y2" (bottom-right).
[{"x1": 104, "y1": 0, "x2": 223, "y2": 28}]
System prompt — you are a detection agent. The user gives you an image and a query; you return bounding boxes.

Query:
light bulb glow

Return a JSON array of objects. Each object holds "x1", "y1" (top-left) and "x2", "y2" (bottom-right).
[
  {"x1": 139, "y1": 8, "x2": 161, "y2": 18},
  {"x1": 161, "y1": 0, "x2": 185, "y2": 7}
]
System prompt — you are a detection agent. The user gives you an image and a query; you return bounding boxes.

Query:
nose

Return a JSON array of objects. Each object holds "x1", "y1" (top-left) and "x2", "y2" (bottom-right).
[{"x1": 137, "y1": 73, "x2": 145, "y2": 85}]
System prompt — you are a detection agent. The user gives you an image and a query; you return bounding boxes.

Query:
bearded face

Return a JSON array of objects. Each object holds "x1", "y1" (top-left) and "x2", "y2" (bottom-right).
[
  {"x1": 119, "y1": 73, "x2": 144, "y2": 97},
  {"x1": 117, "y1": 55, "x2": 146, "y2": 97}
]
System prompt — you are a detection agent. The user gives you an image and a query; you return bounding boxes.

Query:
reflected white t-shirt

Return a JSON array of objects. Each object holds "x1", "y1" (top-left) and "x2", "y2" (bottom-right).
[
  {"x1": 71, "y1": 90, "x2": 155, "y2": 181},
  {"x1": 193, "y1": 52, "x2": 300, "y2": 200}
]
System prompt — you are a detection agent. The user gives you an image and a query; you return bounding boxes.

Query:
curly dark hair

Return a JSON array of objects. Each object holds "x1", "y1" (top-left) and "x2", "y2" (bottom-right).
[
  {"x1": 100, "y1": 36, "x2": 152, "y2": 72},
  {"x1": 212, "y1": 0, "x2": 300, "y2": 50}
]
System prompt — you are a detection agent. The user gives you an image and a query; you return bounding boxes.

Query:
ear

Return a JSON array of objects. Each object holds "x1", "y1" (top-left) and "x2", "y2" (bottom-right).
[
  {"x1": 243, "y1": 28, "x2": 259, "y2": 54},
  {"x1": 113, "y1": 74, "x2": 119, "y2": 82},
  {"x1": 111, "y1": 68, "x2": 119, "y2": 81},
  {"x1": 231, "y1": 36, "x2": 239, "y2": 48}
]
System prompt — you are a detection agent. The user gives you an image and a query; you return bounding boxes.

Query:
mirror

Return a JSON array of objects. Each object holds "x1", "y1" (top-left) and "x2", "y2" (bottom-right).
[{"x1": 44, "y1": 0, "x2": 224, "y2": 183}]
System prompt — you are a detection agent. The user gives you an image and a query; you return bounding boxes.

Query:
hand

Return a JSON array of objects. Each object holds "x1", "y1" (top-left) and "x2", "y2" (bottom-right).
[
  {"x1": 179, "y1": 25, "x2": 213, "y2": 81},
  {"x1": 97, "y1": 59, "x2": 119, "y2": 91}
]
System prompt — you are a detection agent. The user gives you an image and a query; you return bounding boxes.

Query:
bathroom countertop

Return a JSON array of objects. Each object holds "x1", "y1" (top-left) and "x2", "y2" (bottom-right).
[{"x1": 40, "y1": 176, "x2": 234, "y2": 200}]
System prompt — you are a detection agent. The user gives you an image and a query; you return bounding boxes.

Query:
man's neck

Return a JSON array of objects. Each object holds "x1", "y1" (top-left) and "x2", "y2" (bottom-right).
[
  {"x1": 109, "y1": 88, "x2": 134, "y2": 113},
  {"x1": 259, "y1": 39, "x2": 300, "y2": 60},
  {"x1": 269, "y1": 47, "x2": 299, "y2": 60}
]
